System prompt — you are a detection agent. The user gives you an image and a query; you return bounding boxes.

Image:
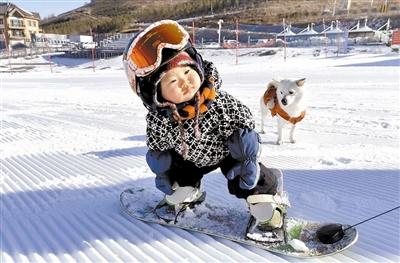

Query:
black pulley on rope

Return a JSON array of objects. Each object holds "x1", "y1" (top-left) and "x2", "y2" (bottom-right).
[
  {"x1": 316, "y1": 223, "x2": 345, "y2": 244},
  {"x1": 316, "y1": 206, "x2": 400, "y2": 245}
]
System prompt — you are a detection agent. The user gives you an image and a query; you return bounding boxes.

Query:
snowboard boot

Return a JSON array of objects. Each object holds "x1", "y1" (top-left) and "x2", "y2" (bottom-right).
[
  {"x1": 246, "y1": 188, "x2": 290, "y2": 243},
  {"x1": 155, "y1": 184, "x2": 206, "y2": 223}
]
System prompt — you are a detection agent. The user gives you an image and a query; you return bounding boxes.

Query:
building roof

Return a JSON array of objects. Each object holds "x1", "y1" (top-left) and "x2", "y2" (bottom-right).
[
  {"x1": 277, "y1": 26, "x2": 297, "y2": 37},
  {"x1": 298, "y1": 24, "x2": 319, "y2": 35},
  {"x1": 350, "y1": 20, "x2": 375, "y2": 33},
  {"x1": 31, "y1": 12, "x2": 41, "y2": 20},
  {"x1": 0, "y1": 3, "x2": 40, "y2": 20}
]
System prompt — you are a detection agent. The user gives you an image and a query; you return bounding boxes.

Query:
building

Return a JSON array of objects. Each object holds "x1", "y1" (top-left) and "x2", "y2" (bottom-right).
[
  {"x1": 0, "y1": 2, "x2": 41, "y2": 49},
  {"x1": 35, "y1": 33, "x2": 70, "y2": 48}
]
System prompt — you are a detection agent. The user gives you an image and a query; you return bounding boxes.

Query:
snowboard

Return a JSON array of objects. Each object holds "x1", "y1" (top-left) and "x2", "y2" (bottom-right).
[{"x1": 120, "y1": 186, "x2": 358, "y2": 258}]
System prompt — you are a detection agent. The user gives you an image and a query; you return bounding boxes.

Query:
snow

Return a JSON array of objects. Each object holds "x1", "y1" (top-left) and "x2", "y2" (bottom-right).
[
  {"x1": 1, "y1": 45, "x2": 400, "y2": 262},
  {"x1": 288, "y1": 239, "x2": 309, "y2": 253}
]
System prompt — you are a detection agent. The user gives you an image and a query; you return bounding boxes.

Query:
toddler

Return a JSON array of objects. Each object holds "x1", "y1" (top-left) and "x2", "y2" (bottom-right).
[{"x1": 123, "y1": 20, "x2": 289, "y2": 242}]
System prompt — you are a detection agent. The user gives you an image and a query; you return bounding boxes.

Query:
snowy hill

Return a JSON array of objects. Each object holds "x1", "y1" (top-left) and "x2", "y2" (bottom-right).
[{"x1": 1, "y1": 46, "x2": 399, "y2": 262}]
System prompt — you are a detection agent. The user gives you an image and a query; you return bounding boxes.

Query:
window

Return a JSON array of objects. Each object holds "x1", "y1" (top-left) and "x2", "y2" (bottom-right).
[
  {"x1": 10, "y1": 19, "x2": 24, "y2": 27},
  {"x1": 11, "y1": 30, "x2": 24, "y2": 37},
  {"x1": 0, "y1": 18, "x2": 4, "y2": 25}
]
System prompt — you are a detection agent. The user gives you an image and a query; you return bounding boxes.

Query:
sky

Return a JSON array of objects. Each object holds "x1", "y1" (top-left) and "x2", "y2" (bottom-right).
[{"x1": 7, "y1": 0, "x2": 88, "y2": 19}]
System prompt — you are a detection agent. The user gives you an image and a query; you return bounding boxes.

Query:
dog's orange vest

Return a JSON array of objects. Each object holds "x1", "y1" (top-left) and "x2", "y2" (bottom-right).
[{"x1": 263, "y1": 87, "x2": 306, "y2": 124}]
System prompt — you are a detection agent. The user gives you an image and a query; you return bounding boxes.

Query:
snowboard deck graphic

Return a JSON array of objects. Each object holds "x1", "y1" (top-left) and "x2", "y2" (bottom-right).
[{"x1": 120, "y1": 186, "x2": 358, "y2": 258}]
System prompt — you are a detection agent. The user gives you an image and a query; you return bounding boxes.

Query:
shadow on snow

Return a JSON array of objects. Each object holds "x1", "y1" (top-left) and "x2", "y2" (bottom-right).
[{"x1": 1, "y1": 150, "x2": 399, "y2": 259}]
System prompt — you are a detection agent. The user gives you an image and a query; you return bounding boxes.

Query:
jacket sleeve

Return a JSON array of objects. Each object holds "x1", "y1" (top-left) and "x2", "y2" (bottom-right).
[
  {"x1": 146, "y1": 111, "x2": 173, "y2": 152},
  {"x1": 216, "y1": 91, "x2": 260, "y2": 190},
  {"x1": 146, "y1": 149, "x2": 174, "y2": 195},
  {"x1": 146, "y1": 112, "x2": 175, "y2": 195},
  {"x1": 225, "y1": 128, "x2": 261, "y2": 190}
]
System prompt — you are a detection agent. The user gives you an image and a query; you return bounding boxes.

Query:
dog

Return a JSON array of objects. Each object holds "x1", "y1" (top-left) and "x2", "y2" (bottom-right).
[{"x1": 260, "y1": 78, "x2": 307, "y2": 145}]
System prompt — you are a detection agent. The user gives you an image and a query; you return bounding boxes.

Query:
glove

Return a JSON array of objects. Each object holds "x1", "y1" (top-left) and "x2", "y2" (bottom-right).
[
  {"x1": 146, "y1": 150, "x2": 173, "y2": 195},
  {"x1": 226, "y1": 128, "x2": 261, "y2": 190}
]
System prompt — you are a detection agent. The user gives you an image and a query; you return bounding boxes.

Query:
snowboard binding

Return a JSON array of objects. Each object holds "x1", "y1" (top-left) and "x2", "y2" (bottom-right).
[
  {"x1": 245, "y1": 167, "x2": 291, "y2": 244},
  {"x1": 154, "y1": 185, "x2": 206, "y2": 224},
  {"x1": 245, "y1": 192, "x2": 290, "y2": 243}
]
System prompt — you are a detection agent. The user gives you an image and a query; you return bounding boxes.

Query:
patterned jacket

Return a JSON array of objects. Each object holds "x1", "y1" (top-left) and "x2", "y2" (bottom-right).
[{"x1": 146, "y1": 61, "x2": 255, "y2": 167}]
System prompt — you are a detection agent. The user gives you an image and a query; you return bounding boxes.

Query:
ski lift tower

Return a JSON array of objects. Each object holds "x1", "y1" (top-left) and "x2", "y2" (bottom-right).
[
  {"x1": 218, "y1": 19, "x2": 224, "y2": 48},
  {"x1": 277, "y1": 21, "x2": 296, "y2": 61}
]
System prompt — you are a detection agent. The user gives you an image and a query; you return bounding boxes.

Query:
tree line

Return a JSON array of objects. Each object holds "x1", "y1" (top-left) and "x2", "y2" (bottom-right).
[{"x1": 42, "y1": 0, "x2": 261, "y2": 34}]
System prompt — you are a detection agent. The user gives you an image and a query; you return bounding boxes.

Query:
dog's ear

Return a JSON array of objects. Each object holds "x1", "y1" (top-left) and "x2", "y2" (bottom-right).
[
  {"x1": 296, "y1": 78, "x2": 306, "y2": 87},
  {"x1": 268, "y1": 79, "x2": 280, "y2": 89}
]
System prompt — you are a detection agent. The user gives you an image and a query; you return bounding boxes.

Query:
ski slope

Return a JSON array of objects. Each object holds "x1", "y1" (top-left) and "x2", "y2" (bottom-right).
[{"x1": 1, "y1": 46, "x2": 399, "y2": 262}]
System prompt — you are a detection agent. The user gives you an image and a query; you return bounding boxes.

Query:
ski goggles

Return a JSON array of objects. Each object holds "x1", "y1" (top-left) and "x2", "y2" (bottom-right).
[{"x1": 124, "y1": 20, "x2": 190, "y2": 78}]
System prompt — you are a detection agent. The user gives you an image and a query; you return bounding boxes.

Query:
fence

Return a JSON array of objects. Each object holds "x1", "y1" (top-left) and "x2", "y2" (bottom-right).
[
  {"x1": 0, "y1": 46, "x2": 60, "y2": 59},
  {"x1": 58, "y1": 49, "x2": 124, "y2": 59},
  {"x1": 1, "y1": 19, "x2": 394, "y2": 72}
]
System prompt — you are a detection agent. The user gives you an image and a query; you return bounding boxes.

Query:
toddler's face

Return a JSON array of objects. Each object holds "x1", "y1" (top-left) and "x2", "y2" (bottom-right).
[{"x1": 160, "y1": 66, "x2": 201, "y2": 104}]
